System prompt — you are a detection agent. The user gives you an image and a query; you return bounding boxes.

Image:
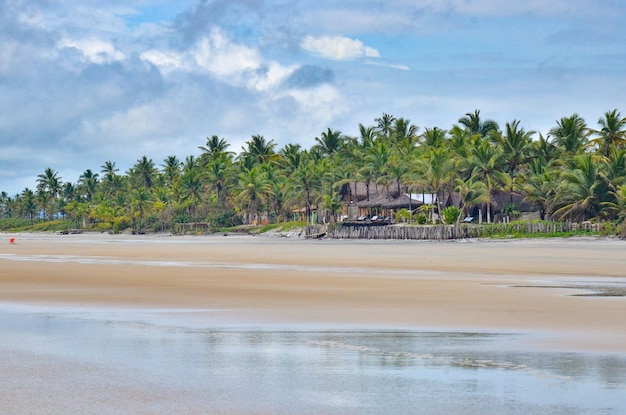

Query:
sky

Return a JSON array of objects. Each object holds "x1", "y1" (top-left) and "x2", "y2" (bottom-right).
[{"x1": 1, "y1": 0, "x2": 626, "y2": 196}]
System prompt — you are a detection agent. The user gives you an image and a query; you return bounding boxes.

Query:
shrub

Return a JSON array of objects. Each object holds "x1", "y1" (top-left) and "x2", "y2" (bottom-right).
[{"x1": 441, "y1": 206, "x2": 462, "y2": 224}]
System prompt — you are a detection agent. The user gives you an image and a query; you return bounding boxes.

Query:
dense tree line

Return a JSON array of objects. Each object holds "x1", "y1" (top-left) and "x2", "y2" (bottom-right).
[{"x1": 1, "y1": 109, "x2": 626, "y2": 232}]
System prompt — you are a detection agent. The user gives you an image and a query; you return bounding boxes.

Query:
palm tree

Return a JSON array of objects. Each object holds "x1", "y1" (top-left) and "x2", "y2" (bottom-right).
[
  {"x1": 205, "y1": 152, "x2": 234, "y2": 206},
  {"x1": 549, "y1": 114, "x2": 590, "y2": 155},
  {"x1": 292, "y1": 155, "x2": 320, "y2": 223},
  {"x1": 553, "y1": 154, "x2": 610, "y2": 221},
  {"x1": 391, "y1": 118, "x2": 419, "y2": 147},
  {"x1": 21, "y1": 189, "x2": 38, "y2": 223},
  {"x1": 36, "y1": 167, "x2": 62, "y2": 218},
  {"x1": 179, "y1": 169, "x2": 204, "y2": 220},
  {"x1": 161, "y1": 155, "x2": 182, "y2": 185},
  {"x1": 78, "y1": 169, "x2": 99, "y2": 202},
  {"x1": 456, "y1": 178, "x2": 490, "y2": 219},
  {"x1": 605, "y1": 148, "x2": 626, "y2": 189},
  {"x1": 465, "y1": 138, "x2": 507, "y2": 223},
  {"x1": 522, "y1": 164, "x2": 559, "y2": 220},
  {"x1": 494, "y1": 120, "x2": 535, "y2": 201},
  {"x1": 313, "y1": 128, "x2": 344, "y2": 157},
  {"x1": 279, "y1": 143, "x2": 302, "y2": 175},
  {"x1": 421, "y1": 127, "x2": 447, "y2": 149},
  {"x1": 239, "y1": 134, "x2": 279, "y2": 167},
  {"x1": 365, "y1": 140, "x2": 391, "y2": 194},
  {"x1": 530, "y1": 133, "x2": 559, "y2": 163},
  {"x1": 374, "y1": 113, "x2": 396, "y2": 138},
  {"x1": 100, "y1": 161, "x2": 119, "y2": 181},
  {"x1": 591, "y1": 109, "x2": 626, "y2": 156},
  {"x1": 130, "y1": 187, "x2": 153, "y2": 232},
  {"x1": 418, "y1": 148, "x2": 456, "y2": 223},
  {"x1": 236, "y1": 166, "x2": 272, "y2": 224},
  {"x1": 199, "y1": 135, "x2": 231, "y2": 158},
  {"x1": 132, "y1": 156, "x2": 157, "y2": 188},
  {"x1": 458, "y1": 110, "x2": 499, "y2": 137}
]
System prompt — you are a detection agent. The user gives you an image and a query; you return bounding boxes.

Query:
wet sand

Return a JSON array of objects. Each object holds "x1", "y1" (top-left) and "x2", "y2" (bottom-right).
[{"x1": 1, "y1": 233, "x2": 626, "y2": 352}]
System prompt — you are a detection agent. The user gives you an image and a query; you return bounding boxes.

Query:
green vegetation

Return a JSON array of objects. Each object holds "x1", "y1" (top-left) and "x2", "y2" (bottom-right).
[{"x1": 1, "y1": 109, "x2": 626, "y2": 237}]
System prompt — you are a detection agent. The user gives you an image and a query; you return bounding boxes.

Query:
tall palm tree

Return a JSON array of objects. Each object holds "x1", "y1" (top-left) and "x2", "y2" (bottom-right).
[
  {"x1": 418, "y1": 148, "x2": 456, "y2": 222},
  {"x1": 549, "y1": 114, "x2": 590, "y2": 155},
  {"x1": 591, "y1": 109, "x2": 626, "y2": 156},
  {"x1": 494, "y1": 119, "x2": 535, "y2": 201},
  {"x1": 205, "y1": 152, "x2": 234, "y2": 206},
  {"x1": 279, "y1": 143, "x2": 302, "y2": 175},
  {"x1": 100, "y1": 161, "x2": 119, "y2": 181},
  {"x1": 313, "y1": 128, "x2": 344, "y2": 157},
  {"x1": 78, "y1": 169, "x2": 99, "y2": 202},
  {"x1": 374, "y1": 113, "x2": 396, "y2": 138},
  {"x1": 391, "y1": 117, "x2": 419, "y2": 146},
  {"x1": 36, "y1": 167, "x2": 62, "y2": 218},
  {"x1": 132, "y1": 156, "x2": 157, "y2": 188},
  {"x1": 199, "y1": 135, "x2": 231, "y2": 158},
  {"x1": 458, "y1": 110, "x2": 499, "y2": 137},
  {"x1": 161, "y1": 155, "x2": 182, "y2": 185},
  {"x1": 292, "y1": 155, "x2": 320, "y2": 223},
  {"x1": 239, "y1": 134, "x2": 279, "y2": 167},
  {"x1": 421, "y1": 127, "x2": 447, "y2": 149},
  {"x1": 179, "y1": 169, "x2": 204, "y2": 220},
  {"x1": 465, "y1": 138, "x2": 507, "y2": 223},
  {"x1": 530, "y1": 133, "x2": 559, "y2": 163},
  {"x1": 236, "y1": 166, "x2": 272, "y2": 224},
  {"x1": 130, "y1": 187, "x2": 153, "y2": 232}
]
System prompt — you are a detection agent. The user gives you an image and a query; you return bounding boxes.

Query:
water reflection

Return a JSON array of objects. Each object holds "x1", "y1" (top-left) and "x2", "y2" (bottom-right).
[{"x1": 0, "y1": 310, "x2": 625, "y2": 415}]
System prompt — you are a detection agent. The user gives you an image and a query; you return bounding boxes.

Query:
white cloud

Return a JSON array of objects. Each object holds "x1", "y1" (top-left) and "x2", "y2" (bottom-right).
[
  {"x1": 58, "y1": 37, "x2": 125, "y2": 64},
  {"x1": 301, "y1": 35, "x2": 380, "y2": 60},
  {"x1": 192, "y1": 28, "x2": 262, "y2": 78},
  {"x1": 140, "y1": 49, "x2": 184, "y2": 73},
  {"x1": 141, "y1": 27, "x2": 298, "y2": 94}
]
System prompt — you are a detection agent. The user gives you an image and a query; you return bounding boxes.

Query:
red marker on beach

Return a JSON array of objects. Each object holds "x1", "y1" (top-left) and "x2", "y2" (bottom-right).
[{"x1": 9, "y1": 238, "x2": 15, "y2": 244}]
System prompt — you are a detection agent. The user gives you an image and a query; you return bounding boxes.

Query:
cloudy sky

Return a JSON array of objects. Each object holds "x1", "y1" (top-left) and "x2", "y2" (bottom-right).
[{"x1": 1, "y1": 0, "x2": 625, "y2": 195}]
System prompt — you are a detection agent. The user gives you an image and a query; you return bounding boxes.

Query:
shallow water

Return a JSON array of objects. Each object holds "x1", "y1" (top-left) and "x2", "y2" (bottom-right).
[{"x1": 1, "y1": 307, "x2": 625, "y2": 415}]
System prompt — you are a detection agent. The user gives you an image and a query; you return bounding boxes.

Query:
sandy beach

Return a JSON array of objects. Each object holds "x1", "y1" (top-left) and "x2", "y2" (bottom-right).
[{"x1": 1, "y1": 233, "x2": 625, "y2": 352}]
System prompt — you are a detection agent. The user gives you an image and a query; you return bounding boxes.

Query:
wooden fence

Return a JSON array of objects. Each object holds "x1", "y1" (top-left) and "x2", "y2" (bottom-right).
[{"x1": 323, "y1": 221, "x2": 576, "y2": 240}]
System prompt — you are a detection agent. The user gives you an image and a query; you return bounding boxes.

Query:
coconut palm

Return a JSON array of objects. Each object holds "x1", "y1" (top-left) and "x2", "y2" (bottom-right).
[
  {"x1": 313, "y1": 128, "x2": 344, "y2": 157},
  {"x1": 530, "y1": 133, "x2": 559, "y2": 163},
  {"x1": 458, "y1": 110, "x2": 499, "y2": 137},
  {"x1": 199, "y1": 135, "x2": 231, "y2": 158},
  {"x1": 465, "y1": 138, "x2": 507, "y2": 223},
  {"x1": 78, "y1": 169, "x2": 99, "y2": 202},
  {"x1": 591, "y1": 109, "x2": 626, "y2": 156},
  {"x1": 130, "y1": 187, "x2": 153, "y2": 232},
  {"x1": 549, "y1": 114, "x2": 590, "y2": 155},
  {"x1": 605, "y1": 148, "x2": 626, "y2": 189},
  {"x1": 100, "y1": 161, "x2": 119, "y2": 181},
  {"x1": 292, "y1": 155, "x2": 320, "y2": 223},
  {"x1": 523, "y1": 164, "x2": 559, "y2": 220},
  {"x1": 456, "y1": 177, "x2": 490, "y2": 219},
  {"x1": 391, "y1": 118, "x2": 419, "y2": 148},
  {"x1": 374, "y1": 113, "x2": 396, "y2": 138},
  {"x1": 279, "y1": 143, "x2": 302, "y2": 175},
  {"x1": 161, "y1": 155, "x2": 182, "y2": 185},
  {"x1": 132, "y1": 156, "x2": 157, "y2": 188},
  {"x1": 236, "y1": 166, "x2": 272, "y2": 224},
  {"x1": 552, "y1": 154, "x2": 610, "y2": 221},
  {"x1": 239, "y1": 134, "x2": 279, "y2": 167},
  {"x1": 421, "y1": 127, "x2": 447, "y2": 149},
  {"x1": 418, "y1": 148, "x2": 456, "y2": 222},
  {"x1": 204, "y1": 152, "x2": 234, "y2": 206},
  {"x1": 179, "y1": 169, "x2": 204, "y2": 220}
]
